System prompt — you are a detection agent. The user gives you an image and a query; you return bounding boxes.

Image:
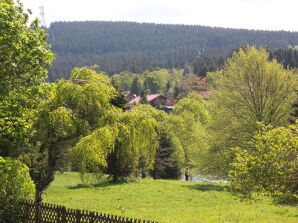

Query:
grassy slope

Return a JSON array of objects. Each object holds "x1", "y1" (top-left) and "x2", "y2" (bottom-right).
[{"x1": 44, "y1": 172, "x2": 298, "y2": 223}]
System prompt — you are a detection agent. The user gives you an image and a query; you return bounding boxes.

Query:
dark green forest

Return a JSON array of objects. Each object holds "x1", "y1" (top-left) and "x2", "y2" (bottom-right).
[{"x1": 46, "y1": 21, "x2": 298, "y2": 81}]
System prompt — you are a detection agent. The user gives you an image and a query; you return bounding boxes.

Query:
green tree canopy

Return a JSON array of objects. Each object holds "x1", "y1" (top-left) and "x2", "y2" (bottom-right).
[
  {"x1": 131, "y1": 76, "x2": 143, "y2": 95},
  {"x1": 132, "y1": 104, "x2": 184, "y2": 179},
  {"x1": 144, "y1": 75, "x2": 160, "y2": 94},
  {"x1": 173, "y1": 92, "x2": 210, "y2": 125},
  {"x1": 207, "y1": 46, "x2": 297, "y2": 176},
  {"x1": 71, "y1": 108, "x2": 159, "y2": 182},
  {"x1": 211, "y1": 46, "x2": 296, "y2": 144},
  {"x1": 229, "y1": 123, "x2": 298, "y2": 202},
  {"x1": 24, "y1": 67, "x2": 116, "y2": 201},
  {"x1": 170, "y1": 92, "x2": 210, "y2": 180},
  {"x1": 0, "y1": 0, "x2": 54, "y2": 157}
]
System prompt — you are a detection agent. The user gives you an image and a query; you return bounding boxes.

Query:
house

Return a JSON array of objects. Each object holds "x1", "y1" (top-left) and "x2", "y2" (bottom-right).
[
  {"x1": 147, "y1": 94, "x2": 167, "y2": 107},
  {"x1": 197, "y1": 77, "x2": 211, "y2": 99},
  {"x1": 122, "y1": 91, "x2": 137, "y2": 101},
  {"x1": 126, "y1": 94, "x2": 176, "y2": 108},
  {"x1": 127, "y1": 96, "x2": 141, "y2": 106}
]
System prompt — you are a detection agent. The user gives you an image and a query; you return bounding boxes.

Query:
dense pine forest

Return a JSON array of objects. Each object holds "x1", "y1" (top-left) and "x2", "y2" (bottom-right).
[{"x1": 47, "y1": 21, "x2": 298, "y2": 81}]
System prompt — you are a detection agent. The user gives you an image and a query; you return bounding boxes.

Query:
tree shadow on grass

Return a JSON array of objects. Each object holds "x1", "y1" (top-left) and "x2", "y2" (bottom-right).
[
  {"x1": 183, "y1": 183, "x2": 230, "y2": 192},
  {"x1": 68, "y1": 181, "x2": 130, "y2": 190},
  {"x1": 68, "y1": 184, "x2": 90, "y2": 189},
  {"x1": 275, "y1": 199, "x2": 298, "y2": 207}
]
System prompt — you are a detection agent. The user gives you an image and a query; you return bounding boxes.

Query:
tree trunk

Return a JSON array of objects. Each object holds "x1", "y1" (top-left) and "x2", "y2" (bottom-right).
[
  {"x1": 141, "y1": 169, "x2": 146, "y2": 179},
  {"x1": 185, "y1": 171, "x2": 189, "y2": 181},
  {"x1": 112, "y1": 174, "x2": 118, "y2": 183},
  {"x1": 35, "y1": 190, "x2": 42, "y2": 223}
]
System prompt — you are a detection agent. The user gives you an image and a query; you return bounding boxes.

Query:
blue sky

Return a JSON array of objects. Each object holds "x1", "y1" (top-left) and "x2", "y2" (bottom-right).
[{"x1": 21, "y1": 0, "x2": 298, "y2": 31}]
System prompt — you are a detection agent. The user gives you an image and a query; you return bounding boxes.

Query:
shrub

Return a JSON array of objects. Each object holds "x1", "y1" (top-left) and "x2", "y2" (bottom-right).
[
  {"x1": 229, "y1": 124, "x2": 298, "y2": 202},
  {"x1": 0, "y1": 156, "x2": 35, "y2": 222}
]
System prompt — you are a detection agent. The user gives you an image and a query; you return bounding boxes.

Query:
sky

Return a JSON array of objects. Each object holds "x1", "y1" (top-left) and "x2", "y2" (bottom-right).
[{"x1": 20, "y1": 0, "x2": 298, "y2": 31}]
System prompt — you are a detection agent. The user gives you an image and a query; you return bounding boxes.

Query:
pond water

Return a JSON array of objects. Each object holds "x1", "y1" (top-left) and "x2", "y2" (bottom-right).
[{"x1": 180, "y1": 175, "x2": 228, "y2": 183}]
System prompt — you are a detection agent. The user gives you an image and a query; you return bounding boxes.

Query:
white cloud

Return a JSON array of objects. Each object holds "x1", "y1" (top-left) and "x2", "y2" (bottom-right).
[{"x1": 20, "y1": 0, "x2": 298, "y2": 31}]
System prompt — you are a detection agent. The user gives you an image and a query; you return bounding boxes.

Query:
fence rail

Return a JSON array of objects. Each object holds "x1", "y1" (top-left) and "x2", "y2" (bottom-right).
[{"x1": 20, "y1": 200, "x2": 160, "y2": 223}]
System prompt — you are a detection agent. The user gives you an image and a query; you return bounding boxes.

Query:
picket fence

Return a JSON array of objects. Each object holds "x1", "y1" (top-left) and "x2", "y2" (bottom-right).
[{"x1": 20, "y1": 200, "x2": 160, "y2": 223}]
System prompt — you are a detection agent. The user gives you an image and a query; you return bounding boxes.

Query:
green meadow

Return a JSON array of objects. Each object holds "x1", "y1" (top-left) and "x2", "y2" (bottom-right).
[{"x1": 43, "y1": 173, "x2": 298, "y2": 223}]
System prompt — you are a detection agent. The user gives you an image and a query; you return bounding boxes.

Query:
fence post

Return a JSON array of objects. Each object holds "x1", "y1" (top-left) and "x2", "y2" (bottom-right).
[
  {"x1": 62, "y1": 207, "x2": 66, "y2": 223},
  {"x1": 58, "y1": 206, "x2": 66, "y2": 223},
  {"x1": 75, "y1": 209, "x2": 81, "y2": 223},
  {"x1": 90, "y1": 211, "x2": 95, "y2": 223}
]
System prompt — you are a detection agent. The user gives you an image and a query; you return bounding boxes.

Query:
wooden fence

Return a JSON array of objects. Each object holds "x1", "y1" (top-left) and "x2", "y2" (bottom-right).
[{"x1": 20, "y1": 200, "x2": 160, "y2": 223}]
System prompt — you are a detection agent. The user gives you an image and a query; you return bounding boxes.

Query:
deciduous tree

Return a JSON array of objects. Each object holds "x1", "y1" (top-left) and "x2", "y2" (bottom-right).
[
  {"x1": 208, "y1": 46, "x2": 297, "y2": 176},
  {"x1": 0, "y1": 0, "x2": 54, "y2": 157},
  {"x1": 131, "y1": 77, "x2": 143, "y2": 95},
  {"x1": 71, "y1": 109, "x2": 159, "y2": 182},
  {"x1": 170, "y1": 92, "x2": 210, "y2": 180},
  {"x1": 25, "y1": 67, "x2": 116, "y2": 202},
  {"x1": 132, "y1": 105, "x2": 183, "y2": 179}
]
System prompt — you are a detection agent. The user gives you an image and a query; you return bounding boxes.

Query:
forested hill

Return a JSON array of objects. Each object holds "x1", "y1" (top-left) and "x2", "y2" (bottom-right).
[{"x1": 46, "y1": 21, "x2": 298, "y2": 81}]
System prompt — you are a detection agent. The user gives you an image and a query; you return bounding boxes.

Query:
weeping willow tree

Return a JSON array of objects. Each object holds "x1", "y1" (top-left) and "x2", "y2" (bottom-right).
[
  {"x1": 71, "y1": 109, "x2": 159, "y2": 183},
  {"x1": 23, "y1": 67, "x2": 116, "y2": 203}
]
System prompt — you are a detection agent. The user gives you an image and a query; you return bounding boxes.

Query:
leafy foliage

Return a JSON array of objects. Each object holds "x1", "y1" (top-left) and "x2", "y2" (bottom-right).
[
  {"x1": 207, "y1": 46, "x2": 297, "y2": 176},
  {"x1": 111, "y1": 68, "x2": 205, "y2": 99},
  {"x1": 71, "y1": 108, "x2": 159, "y2": 183},
  {"x1": 144, "y1": 75, "x2": 160, "y2": 94},
  {"x1": 112, "y1": 69, "x2": 180, "y2": 96},
  {"x1": 26, "y1": 67, "x2": 116, "y2": 196},
  {"x1": 0, "y1": 0, "x2": 54, "y2": 157},
  {"x1": 0, "y1": 156, "x2": 35, "y2": 223},
  {"x1": 229, "y1": 123, "x2": 298, "y2": 202},
  {"x1": 132, "y1": 104, "x2": 183, "y2": 179},
  {"x1": 170, "y1": 92, "x2": 210, "y2": 180},
  {"x1": 130, "y1": 77, "x2": 143, "y2": 95}
]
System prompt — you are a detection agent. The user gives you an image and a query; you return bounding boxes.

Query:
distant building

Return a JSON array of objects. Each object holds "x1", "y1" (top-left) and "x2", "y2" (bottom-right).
[
  {"x1": 146, "y1": 94, "x2": 167, "y2": 107},
  {"x1": 127, "y1": 96, "x2": 141, "y2": 106},
  {"x1": 126, "y1": 93, "x2": 176, "y2": 109},
  {"x1": 122, "y1": 91, "x2": 137, "y2": 101},
  {"x1": 197, "y1": 77, "x2": 211, "y2": 99}
]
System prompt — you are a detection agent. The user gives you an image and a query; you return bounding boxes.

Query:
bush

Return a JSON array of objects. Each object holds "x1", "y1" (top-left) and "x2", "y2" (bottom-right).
[
  {"x1": 0, "y1": 157, "x2": 35, "y2": 222},
  {"x1": 229, "y1": 124, "x2": 298, "y2": 202}
]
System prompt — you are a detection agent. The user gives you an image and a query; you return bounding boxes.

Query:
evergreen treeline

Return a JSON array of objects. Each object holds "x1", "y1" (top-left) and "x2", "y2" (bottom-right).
[
  {"x1": 270, "y1": 47, "x2": 298, "y2": 69},
  {"x1": 46, "y1": 21, "x2": 298, "y2": 81}
]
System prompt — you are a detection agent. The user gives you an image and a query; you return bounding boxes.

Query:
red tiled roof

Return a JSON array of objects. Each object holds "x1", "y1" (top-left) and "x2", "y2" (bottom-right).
[
  {"x1": 127, "y1": 94, "x2": 177, "y2": 106},
  {"x1": 197, "y1": 76, "x2": 208, "y2": 91},
  {"x1": 146, "y1": 94, "x2": 162, "y2": 102},
  {"x1": 127, "y1": 96, "x2": 141, "y2": 105},
  {"x1": 166, "y1": 99, "x2": 177, "y2": 106}
]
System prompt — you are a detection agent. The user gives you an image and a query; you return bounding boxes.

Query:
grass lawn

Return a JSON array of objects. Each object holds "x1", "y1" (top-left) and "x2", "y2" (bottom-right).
[{"x1": 43, "y1": 172, "x2": 298, "y2": 223}]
